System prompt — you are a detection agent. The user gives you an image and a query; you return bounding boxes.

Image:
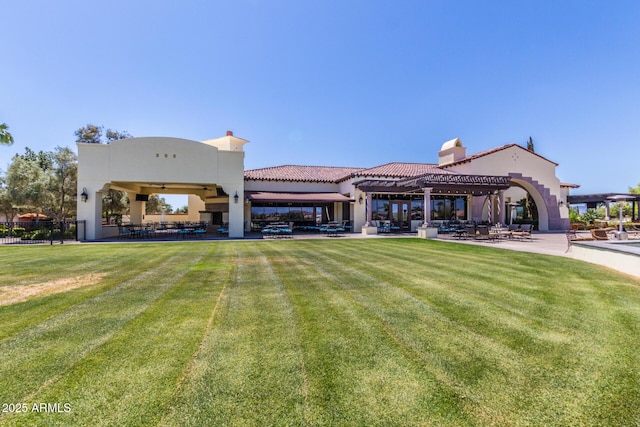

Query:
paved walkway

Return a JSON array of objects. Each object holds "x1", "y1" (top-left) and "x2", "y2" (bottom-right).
[{"x1": 434, "y1": 232, "x2": 571, "y2": 257}]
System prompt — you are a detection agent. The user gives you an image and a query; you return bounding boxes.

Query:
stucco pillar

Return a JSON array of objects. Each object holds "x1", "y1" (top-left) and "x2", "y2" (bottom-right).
[
  {"x1": 498, "y1": 190, "x2": 506, "y2": 225},
  {"x1": 128, "y1": 192, "x2": 145, "y2": 224},
  {"x1": 423, "y1": 187, "x2": 432, "y2": 226},
  {"x1": 82, "y1": 189, "x2": 103, "y2": 240},
  {"x1": 227, "y1": 189, "x2": 245, "y2": 238},
  {"x1": 489, "y1": 193, "x2": 496, "y2": 224},
  {"x1": 366, "y1": 193, "x2": 373, "y2": 226}
]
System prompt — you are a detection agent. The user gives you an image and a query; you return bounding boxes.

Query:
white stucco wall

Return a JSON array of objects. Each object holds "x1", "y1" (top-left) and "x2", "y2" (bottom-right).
[
  {"x1": 446, "y1": 145, "x2": 567, "y2": 230},
  {"x1": 77, "y1": 136, "x2": 247, "y2": 240}
]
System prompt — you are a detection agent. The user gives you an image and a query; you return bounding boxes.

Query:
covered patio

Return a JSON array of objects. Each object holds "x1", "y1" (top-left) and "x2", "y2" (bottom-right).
[{"x1": 355, "y1": 173, "x2": 512, "y2": 232}]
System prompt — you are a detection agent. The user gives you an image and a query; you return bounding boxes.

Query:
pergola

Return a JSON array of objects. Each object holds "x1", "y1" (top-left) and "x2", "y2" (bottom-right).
[
  {"x1": 567, "y1": 193, "x2": 640, "y2": 221},
  {"x1": 355, "y1": 172, "x2": 512, "y2": 225}
]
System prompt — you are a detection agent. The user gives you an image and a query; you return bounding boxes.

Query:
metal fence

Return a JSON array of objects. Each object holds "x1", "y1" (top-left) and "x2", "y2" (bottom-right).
[{"x1": 0, "y1": 220, "x2": 86, "y2": 245}]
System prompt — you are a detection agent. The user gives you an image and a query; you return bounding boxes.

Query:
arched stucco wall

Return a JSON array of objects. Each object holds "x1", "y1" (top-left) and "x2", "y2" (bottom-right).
[
  {"x1": 508, "y1": 173, "x2": 568, "y2": 231},
  {"x1": 446, "y1": 145, "x2": 569, "y2": 231},
  {"x1": 77, "y1": 136, "x2": 247, "y2": 240}
]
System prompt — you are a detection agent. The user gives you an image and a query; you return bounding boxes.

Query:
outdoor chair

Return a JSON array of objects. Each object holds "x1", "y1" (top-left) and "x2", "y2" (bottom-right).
[
  {"x1": 475, "y1": 226, "x2": 493, "y2": 241},
  {"x1": 465, "y1": 224, "x2": 477, "y2": 240},
  {"x1": 512, "y1": 224, "x2": 533, "y2": 240},
  {"x1": 565, "y1": 231, "x2": 595, "y2": 252},
  {"x1": 377, "y1": 221, "x2": 391, "y2": 233},
  {"x1": 118, "y1": 225, "x2": 132, "y2": 239},
  {"x1": 590, "y1": 229, "x2": 610, "y2": 240}
]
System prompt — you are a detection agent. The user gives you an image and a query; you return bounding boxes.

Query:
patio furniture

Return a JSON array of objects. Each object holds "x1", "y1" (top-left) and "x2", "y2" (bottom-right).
[
  {"x1": 475, "y1": 225, "x2": 493, "y2": 241},
  {"x1": 377, "y1": 220, "x2": 391, "y2": 233},
  {"x1": 261, "y1": 223, "x2": 293, "y2": 239},
  {"x1": 566, "y1": 231, "x2": 595, "y2": 252},
  {"x1": 512, "y1": 224, "x2": 533, "y2": 240},
  {"x1": 118, "y1": 225, "x2": 133, "y2": 239},
  {"x1": 590, "y1": 229, "x2": 610, "y2": 240},
  {"x1": 325, "y1": 223, "x2": 342, "y2": 237},
  {"x1": 465, "y1": 224, "x2": 477, "y2": 240}
]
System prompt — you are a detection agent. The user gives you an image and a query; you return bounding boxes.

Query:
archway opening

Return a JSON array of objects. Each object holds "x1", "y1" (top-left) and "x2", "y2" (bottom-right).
[{"x1": 504, "y1": 185, "x2": 539, "y2": 229}]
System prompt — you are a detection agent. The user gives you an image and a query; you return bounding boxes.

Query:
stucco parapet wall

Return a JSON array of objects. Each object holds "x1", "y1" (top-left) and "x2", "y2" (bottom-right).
[{"x1": 79, "y1": 137, "x2": 246, "y2": 185}]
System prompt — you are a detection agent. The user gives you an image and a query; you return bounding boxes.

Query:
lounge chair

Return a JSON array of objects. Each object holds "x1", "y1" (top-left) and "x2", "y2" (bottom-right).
[
  {"x1": 565, "y1": 231, "x2": 594, "y2": 252},
  {"x1": 512, "y1": 224, "x2": 533, "y2": 240},
  {"x1": 590, "y1": 229, "x2": 610, "y2": 240}
]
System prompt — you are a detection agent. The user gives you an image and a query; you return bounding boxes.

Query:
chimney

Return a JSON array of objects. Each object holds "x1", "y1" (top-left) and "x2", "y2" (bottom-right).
[{"x1": 226, "y1": 130, "x2": 233, "y2": 136}]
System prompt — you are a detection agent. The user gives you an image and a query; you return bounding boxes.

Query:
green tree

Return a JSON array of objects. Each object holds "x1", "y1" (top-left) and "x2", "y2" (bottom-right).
[
  {"x1": 102, "y1": 189, "x2": 128, "y2": 225},
  {"x1": 0, "y1": 123, "x2": 14, "y2": 145},
  {"x1": 145, "y1": 195, "x2": 172, "y2": 214},
  {"x1": 75, "y1": 124, "x2": 132, "y2": 144},
  {"x1": 0, "y1": 175, "x2": 19, "y2": 220},
  {"x1": 106, "y1": 129, "x2": 132, "y2": 142},
  {"x1": 581, "y1": 208, "x2": 603, "y2": 225},
  {"x1": 5, "y1": 154, "x2": 49, "y2": 214},
  {"x1": 526, "y1": 136, "x2": 534, "y2": 152},
  {"x1": 47, "y1": 147, "x2": 78, "y2": 220},
  {"x1": 4, "y1": 147, "x2": 79, "y2": 220},
  {"x1": 74, "y1": 124, "x2": 103, "y2": 144}
]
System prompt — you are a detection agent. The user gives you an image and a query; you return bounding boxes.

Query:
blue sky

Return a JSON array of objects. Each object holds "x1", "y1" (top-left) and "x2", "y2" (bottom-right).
[{"x1": 3, "y1": 0, "x2": 639, "y2": 208}]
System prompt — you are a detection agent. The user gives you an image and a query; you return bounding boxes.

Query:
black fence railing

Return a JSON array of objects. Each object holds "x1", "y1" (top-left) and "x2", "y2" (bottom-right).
[{"x1": 0, "y1": 220, "x2": 86, "y2": 245}]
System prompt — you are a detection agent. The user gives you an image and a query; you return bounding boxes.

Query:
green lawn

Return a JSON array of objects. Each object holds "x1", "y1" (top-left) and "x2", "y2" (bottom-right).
[{"x1": 1, "y1": 239, "x2": 639, "y2": 426}]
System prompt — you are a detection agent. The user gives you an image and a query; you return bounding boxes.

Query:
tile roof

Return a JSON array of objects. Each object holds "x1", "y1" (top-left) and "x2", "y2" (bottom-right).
[
  {"x1": 244, "y1": 162, "x2": 451, "y2": 183},
  {"x1": 354, "y1": 162, "x2": 451, "y2": 178},
  {"x1": 244, "y1": 165, "x2": 362, "y2": 183}
]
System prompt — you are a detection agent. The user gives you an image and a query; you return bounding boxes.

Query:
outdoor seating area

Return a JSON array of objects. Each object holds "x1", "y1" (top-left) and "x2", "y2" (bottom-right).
[
  {"x1": 261, "y1": 223, "x2": 293, "y2": 239},
  {"x1": 117, "y1": 222, "x2": 210, "y2": 239},
  {"x1": 260, "y1": 221, "x2": 350, "y2": 238},
  {"x1": 438, "y1": 221, "x2": 534, "y2": 241}
]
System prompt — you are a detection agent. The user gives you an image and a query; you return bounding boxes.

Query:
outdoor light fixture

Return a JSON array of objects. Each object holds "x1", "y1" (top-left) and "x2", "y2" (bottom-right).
[
  {"x1": 233, "y1": 191, "x2": 239, "y2": 204},
  {"x1": 358, "y1": 195, "x2": 363, "y2": 204},
  {"x1": 80, "y1": 187, "x2": 89, "y2": 203}
]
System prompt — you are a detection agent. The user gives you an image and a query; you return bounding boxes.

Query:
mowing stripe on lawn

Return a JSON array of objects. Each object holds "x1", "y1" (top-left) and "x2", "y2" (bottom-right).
[
  {"x1": 5, "y1": 243, "x2": 232, "y2": 427},
  {"x1": 158, "y1": 242, "x2": 310, "y2": 427},
  {"x1": 1, "y1": 239, "x2": 640, "y2": 425},
  {"x1": 263, "y1": 240, "x2": 468, "y2": 426},
  {"x1": 0, "y1": 244, "x2": 184, "y2": 342},
  {"x1": 0, "y1": 244, "x2": 208, "y2": 422},
  {"x1": 284, "y1": 239, "x2": 640, "y2": 425}
]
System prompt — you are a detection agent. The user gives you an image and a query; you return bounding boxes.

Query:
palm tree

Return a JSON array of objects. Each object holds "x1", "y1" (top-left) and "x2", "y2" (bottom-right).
[{"x1": 0, "y1": 123, "x2": 14, "y2": 145}]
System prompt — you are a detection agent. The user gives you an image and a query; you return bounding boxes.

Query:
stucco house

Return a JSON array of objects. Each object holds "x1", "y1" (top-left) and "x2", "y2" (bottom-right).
[{"x1": 77, "y1": 131, "x2": 570, "y2": 240}]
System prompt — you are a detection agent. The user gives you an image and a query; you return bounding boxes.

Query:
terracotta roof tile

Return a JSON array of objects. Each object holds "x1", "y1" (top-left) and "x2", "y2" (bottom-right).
[
  {"x1": 244, "y1": 162, "x2": 452, "y2": 183},
  {"x1": 354, "y1": 162, "x2": 450, "y2": 178},
  {"x1": 244, "y1": 165, "x2": 363, "y2": 183}
]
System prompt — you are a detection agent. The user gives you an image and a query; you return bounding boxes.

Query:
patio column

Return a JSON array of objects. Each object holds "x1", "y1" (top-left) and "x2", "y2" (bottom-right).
[
  {"x1": 365, "y1": 193, "x2": 373, "y2": 226},
  {"x1": 128, "y1": 192, "x2": 145, "y2": 224},
  {"x1": 605, "y1": 203, "x2": 611, "y2": 220},
  {"x1": 498, "y1": 190, "x2": 506, "y2": 225},
  {"x1": 423, "y1": 187, "x2": 432, "y2": 226},
  {"x1": 488, "y1": 193, "x2": 496, "y2": 224}
]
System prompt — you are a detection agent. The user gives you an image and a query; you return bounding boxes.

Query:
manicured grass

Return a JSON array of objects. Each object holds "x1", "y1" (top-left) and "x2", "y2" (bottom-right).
[{"x1": 1, "y1": 239, "x2": 639, "y2": 426}]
